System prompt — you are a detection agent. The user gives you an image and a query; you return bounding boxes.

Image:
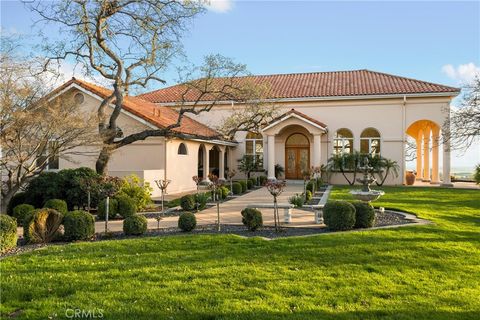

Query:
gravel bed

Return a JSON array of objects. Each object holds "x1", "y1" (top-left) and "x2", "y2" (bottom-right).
[{"x1": 374, "y1": 210, "x2": 412, "y2": 227}]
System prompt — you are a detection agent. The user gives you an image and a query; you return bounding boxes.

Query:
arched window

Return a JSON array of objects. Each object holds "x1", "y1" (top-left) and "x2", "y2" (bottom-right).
[
  {"x1": 245, "y1": 132, "x2": 263, "y2": 165},
  {"x1": 360, "y1": 128, "x2": 381, "y2": 155},
  {"x1": 333, "y1": 129, "x2": 354, "y2": 154},
  {"x1": 178, "y1": 143, "x2": 188, "y2": 155}
]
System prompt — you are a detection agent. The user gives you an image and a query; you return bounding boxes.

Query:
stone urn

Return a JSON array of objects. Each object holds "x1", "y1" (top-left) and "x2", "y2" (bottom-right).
[{"x1": 405, "y1": 171, "x2": 416, "y2": 185}]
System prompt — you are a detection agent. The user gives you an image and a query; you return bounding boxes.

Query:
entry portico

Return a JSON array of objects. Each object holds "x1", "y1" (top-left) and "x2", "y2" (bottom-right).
[{"x1": 262, "y1": 109, "x2": 327, "y2": 180}]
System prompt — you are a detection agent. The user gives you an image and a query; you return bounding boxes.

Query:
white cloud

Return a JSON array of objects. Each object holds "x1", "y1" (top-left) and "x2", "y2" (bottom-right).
[
  {"x1": 205, "y1": 0, "x2": 233, "y2": 13},
  {"x1": 442, "y1": 62, "x2": 480, "y2": 83}
]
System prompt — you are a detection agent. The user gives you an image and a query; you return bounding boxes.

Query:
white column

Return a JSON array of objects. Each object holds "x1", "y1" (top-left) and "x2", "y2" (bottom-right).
[
  {"x1": 431, "y1": 128, "x2": 440, "y2": 184},
  {"x1": 219, "y1": 147, "x2": 225, "y2": 180},
  {"x1": 313, "y1": 134, "x2": 321, "y2": 167},
  {"x1": 441, "y1": 133, "x2": 453, "y2": 187},
  {"x1": 422, "y1": 127, "x2": 431, "y2": 182},
  {"x1": 267, "y1": 135, "x2": 276, "y2": 180},
  {"x1": 416, "y1": 131, "x2": 423, "y2": 180},
  {"x1": 203, "y1": 146, "x2": 210, "y2": 181}
]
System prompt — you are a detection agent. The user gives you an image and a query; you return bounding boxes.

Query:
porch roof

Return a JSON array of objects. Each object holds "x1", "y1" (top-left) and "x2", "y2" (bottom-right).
[{"x1": 262, "y1": 109, "x2": 327, "y2": 133}]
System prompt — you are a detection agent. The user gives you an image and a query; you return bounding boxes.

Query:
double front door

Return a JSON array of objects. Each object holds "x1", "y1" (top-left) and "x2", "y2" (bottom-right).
[{"x1": 285, "y1": 147, "x2": 310, "y2": 179}]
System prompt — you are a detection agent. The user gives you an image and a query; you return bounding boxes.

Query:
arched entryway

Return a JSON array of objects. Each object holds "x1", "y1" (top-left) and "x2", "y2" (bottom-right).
[
  {"x1": 285, "y1": 133, "x2": 310, "y2": 179},
  {"x1": 197, "y1": 144, "x2": 205, "y2": 178},
  {"x1": 209, "y1": 146, "x2": 221, "y2": 177}
]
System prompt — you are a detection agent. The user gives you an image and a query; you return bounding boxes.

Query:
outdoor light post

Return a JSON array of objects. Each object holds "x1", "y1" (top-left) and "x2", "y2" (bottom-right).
[{"x1": 154, "y1": 179, "x2": 171, "y2": 229}]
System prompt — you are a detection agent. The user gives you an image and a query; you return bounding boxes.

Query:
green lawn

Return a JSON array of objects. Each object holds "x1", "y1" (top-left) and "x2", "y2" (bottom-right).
[{"x1": 1, "y1": 187, "x2": 479, "y2": 319}]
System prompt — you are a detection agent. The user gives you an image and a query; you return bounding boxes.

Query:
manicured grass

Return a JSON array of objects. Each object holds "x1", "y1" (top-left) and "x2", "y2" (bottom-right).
[{"x1": 1, "y1": 187, "x2": 479, "y2": 319}]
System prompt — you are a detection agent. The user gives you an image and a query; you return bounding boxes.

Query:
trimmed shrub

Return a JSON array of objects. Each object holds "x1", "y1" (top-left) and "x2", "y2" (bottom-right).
[
  {"x1": 289, "y1": 194, "x2": 304, "y2": 208},
  {"x1": 216, "y1": 186, "x2": 229, "y2": 200},
  {"x1": 178, "y1": 212, "x2": 196, "y2": 232},
  {"x1": 118, "y1": 174, "x2": 153, "y2": 211},
  {"x1": 13, "y1": 204, "x2": 35, "y2": 226},
  {"x1": 241, "y1": 208, "x2": 263, "y2": 231},
  {"x1": 323, "y1": 201, "x2": 356, "y2": 231},
  {"x1": 24, "y1": 208, "x2": 63, "y2": 244},
  {"x1": 115, "y1": 195, "x2": 137, "y2": 219},
  {"x1": 6, "y1": 192, "x2": 27, "y2": 216},
  {"x1": 248, "y1": 178, "x2": 256, "y2": 189},
  {"x1": 97, "y1": 198, "x2": 118, "y2": 220},
  {"x1": 24, "y1": 172, "x2": 64, "y2": 208},
  {"x1": 238, "y1": 180, "x2": 247, "y2": 193},
  {"x1": 44, "y1": 199, "x2": 68, "y2": 215},
  {"x1": 195, "y1": 193, "x2": 209, "y2": 210},
  {"x1": 231, "y1": 182, "x2": 242, "y2": 195},
  {"x1": 63, "y1": 210, "x2": 95, "y2": 241},
  {"x1": 180, "y1": 194, "x2": 196, "y2": 211},
  {"x1": 0, "y1": 214, "x2": 17, "y2": 253},
  {"x1": 59, "y1": 167, "x2": 101, "y2": 210},
  {"x1": 352, "y1": 202, "x2": 376, "y2": 228},
  {"x1": 305, "y1": 190, "x2": 313, "y2": 202},
  {"x1": 259, "y1": 176, "x2": 268, "y2": 186},
  {"x1": 123, "y1": 215, "x2": 148, "y2": 235}
]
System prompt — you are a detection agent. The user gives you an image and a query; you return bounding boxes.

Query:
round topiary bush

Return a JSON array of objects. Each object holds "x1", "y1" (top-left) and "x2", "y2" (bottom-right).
[
  {"x1": 13, "y1": 204, "x2": 35, "y2": 226},
  {"x1": 241, "y1": 208, "x2": 263, "y2": 231},
  {"x1": 238, "y1": 180, "x2": 247, "y2": 193},
  {"x1": 305, "y1": 190, "x2": 313, "y2": 202},
  {"x1": 247, "y1": 179, "x2": 254, "y2": 189},
  {"x1": 180, "y1": 194, "x2": 196, "y2": 211},
  {"x1": 1, "y1": 214, "x2": 17, "y2": 253},
  {"x1": 178, "y1": 212, "x2": 196, "y2": 232},
  {"x1": 97, "y1": 198, "x2": 118, "y2": 220},
  {"x1": 43, "y1": 199, "x2": 68, "y2": 215},
  {"x1": 7, "y1": 192, "x2": 27, "y2": 216},
  {"x1": 231, "y1": 182, "x2": 242, "y2": 195},
  {"x1": 115, "y1": 195, "x2": 137, "y2": 219},
  {"x1": 123, "y1": 215, "x2": 148, "y2": 235},
  {"x1": 352, "y1": 202, "x2": 376, "y2": 228},
  {"x1": 323, "y1": 201, "x2": 356, "y2": 231},
  {"x1": 63, "y1": 210, "x2": 95, "y2": 241}
]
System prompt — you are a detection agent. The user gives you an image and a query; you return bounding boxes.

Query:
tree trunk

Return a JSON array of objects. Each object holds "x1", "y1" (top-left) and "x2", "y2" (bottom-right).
[
  {"x1": 96, "y1": 146, "x2": 112, "y2": 175},
  {"x1": 1, "y1": 189, "x2": 17, "y2": 214}
]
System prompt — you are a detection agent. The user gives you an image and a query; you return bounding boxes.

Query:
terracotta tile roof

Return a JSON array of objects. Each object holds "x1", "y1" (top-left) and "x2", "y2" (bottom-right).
[
  {"x1": 138, "y1": 69, "x2": 460, "y2": 103},
  {"x1": 55, "y1": 78, "x2": 221, "y2": 139}
]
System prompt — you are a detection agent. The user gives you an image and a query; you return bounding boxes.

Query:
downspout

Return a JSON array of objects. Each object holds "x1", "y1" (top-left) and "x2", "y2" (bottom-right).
[
  {"x1": 164, "y1": 137, "x2": 168, "y2": 181},
  {"x1": 402, "y1": 95, "x2": 407, "y2": 185}
]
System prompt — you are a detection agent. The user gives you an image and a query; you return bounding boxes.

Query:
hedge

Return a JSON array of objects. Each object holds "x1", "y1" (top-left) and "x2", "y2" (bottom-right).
[
  {"x1": 63, "y1": 210, "x2": 95, "y2": 241},
  {"x1": 44, "y1": 199, "x2": 68, "y2": 215},
  {"x1": 231, "y1": 182, "x2": 242, "y2": 195},
  {"x1": 123, "y1": 215, "x2": 148, "y2": 235},
  {"x1": 352, "y1": 201, "x2": 376, "y2": 228},
  {"x1": 0, "y1": 214, "x2": 17, "y2": 253},
  {"x1": 323, "y1": 201, "x2": 356, "y2": 231}
]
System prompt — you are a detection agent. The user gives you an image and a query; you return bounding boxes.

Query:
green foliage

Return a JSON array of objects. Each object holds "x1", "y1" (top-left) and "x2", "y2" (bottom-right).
[
  {"x1": 237, "y1": 155, "x2": 259, "y2": 179},
  {"x1": 195, "y1": 193, "x2": 209, "y2": 210},
  {"x1": 24, "y1": 208, "x2": 63, "y2": 244},
  {"x1": 180, "y1": 194, "x2": 196, "y2": 211},
  {"x1": 178, "y1": 212, "x2": 196, "y2": 232},
  {"x1": 216, "y1": 186, "x2": 229, "y2": 200},
  {"x1": 0, "y1": 214, "x2": 17, "y2": 253},
  {"x1": 323, "y1": 200, "x2": 356, "y2": 231},
  {"x1": 6, "y1": 192, "x2": 26, "y2": 216},
  {"x1": 63, "y1": 210, "x2": 95, "y2": 241},
  {"x1": 306, "y1": 181, "x2": 314, "y2": 193},
  {"x1": 315, "y1": 177, "x2": 324, "y2": 189},
  {"x1": 118, "y1": 175, "x2": 153, "y2": 211},
  {"x1": 97, "y1": 198, "x2": 118, "y2": 220},
  {"x1": 13, "y1": 204, "x2": 35, "y2": 226},
  {"x1": 305, "y1": 190, "x2": 313, "y2": 202},
  {"x1": 123, "y1": 215, "x2": 148, "y2": 235},
  {"x1": 474, "y1": 164, "x2": 480, "y2": 184},
  {"x1": 259, "y1": 175, "x2": 268, "y2": 185},
  {"x1": 351, "y1": 202, "x2": 376, "y2": 228},
  {"x1": 115, "y1": 195, "x2": 137, "y2": 218},
  {"x1": 289, "y1": 194, "x2": 304, "y2": 208},
  {"x1": 58, "y1": 168, "x2": 101, "y2": 210},
  {"x1": 43, "y1": 199, "x2": 68, "y2": 215},
  {"x1": 246, "y1": 179, "x2": 253, "y2": 189},
  {"x1": 238, "y1": 180, "x2": 247, "y2": 193},
  {"x1": 274, "y1": 164, "x2": 284, "y2": 179},
  {"x1": 24, "y1": 172, "x2": 64, "y2": 208},
  {"x1": 231, "y1": 182, "x2": 242, "y2": 195},
  {"x1": 241, "y1": 208, "x2": 263, "y2": 231}
]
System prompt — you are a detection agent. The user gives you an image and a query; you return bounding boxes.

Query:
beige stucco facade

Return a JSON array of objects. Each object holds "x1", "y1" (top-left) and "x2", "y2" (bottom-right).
[{"x1": 53, "y1": 82, "x2": 456, "y2": 197}]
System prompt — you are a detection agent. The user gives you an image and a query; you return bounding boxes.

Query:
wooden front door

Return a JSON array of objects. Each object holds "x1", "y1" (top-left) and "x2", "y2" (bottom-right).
[{"x1": 285, "y1": 147, "x2": 310, "y2": 179}]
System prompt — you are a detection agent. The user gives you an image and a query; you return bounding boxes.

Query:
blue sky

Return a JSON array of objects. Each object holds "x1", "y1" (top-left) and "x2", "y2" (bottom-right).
[{"x1": 1, "y1": 0, "x2": 479, "y2": 169}]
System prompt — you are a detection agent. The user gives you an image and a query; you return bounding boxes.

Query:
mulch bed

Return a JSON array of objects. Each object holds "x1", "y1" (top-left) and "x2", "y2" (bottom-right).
[{"x1": 1, "y1": 209, "x2": 416, "y2": 258}]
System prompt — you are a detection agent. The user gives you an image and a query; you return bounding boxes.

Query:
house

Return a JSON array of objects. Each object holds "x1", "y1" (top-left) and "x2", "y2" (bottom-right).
[{"x1": 50, "y1": 70, "x2": 460, "y2": 197}]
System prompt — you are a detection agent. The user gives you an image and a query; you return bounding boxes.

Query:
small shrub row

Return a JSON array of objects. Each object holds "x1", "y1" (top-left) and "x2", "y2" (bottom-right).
[
  {"x1": 289, "y1": 194, "x2": 304, "y2": 208},
  {"x1": 323, "y1": 200, "x2": 376, "y2": 231}
]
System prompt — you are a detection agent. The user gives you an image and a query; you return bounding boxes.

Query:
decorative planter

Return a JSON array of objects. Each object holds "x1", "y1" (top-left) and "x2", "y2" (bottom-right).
[{"x1": 406, "y1": 171, "x2": 416, "y2": 185}]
